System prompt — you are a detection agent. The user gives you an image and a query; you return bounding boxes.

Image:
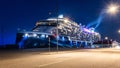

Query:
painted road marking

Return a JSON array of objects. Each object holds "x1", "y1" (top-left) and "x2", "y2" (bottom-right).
[{"x1": 37, "y1": 60, "x2": 64, "y2": 68}]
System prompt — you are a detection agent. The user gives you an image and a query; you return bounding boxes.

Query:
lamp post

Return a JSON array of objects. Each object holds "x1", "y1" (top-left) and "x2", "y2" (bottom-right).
[
  {"x1": 48, "y1": 37, "x2": 51, "y2": 53},
  {"x1": 56, "y1": 0, "x2": 59, "y2": 53},
  {"x1": 56, "y1": 23, "x2": 59, "y2": 53}
]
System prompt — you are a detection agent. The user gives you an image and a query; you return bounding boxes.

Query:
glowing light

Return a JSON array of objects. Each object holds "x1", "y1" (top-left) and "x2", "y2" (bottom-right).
[
  {"x1": 33, "y1": 33, "x2": 37, "y2": 37},
  {"x1": 115, "y1": 46, "x2": 120, "y2": 49},
  {"x1": 83, "y1": 28, "x2": 95, "y2": 33},
  {"x1": 89, "y1": 28, "x2": 95, "y2": 33},
  {"x1": 107, "y1": 3, "x2": 119, "y2": 15},
  {"x1": 24, "y1": 33, "x2": 28, "y2": 37},
  {"x1": 41, "y1": 34, "x2": 45, "y2": 38},
  {"x1": 46, "y1": 35, "x2": 48, "y2": 38},
  {"x1": 86, "y1": 13, "x2": 103, "y2": 29},
  {"x1": 83, "y1": 28, "x2": 90, "y2": 33},
  {"x1": 112, "y1": 41, "x2": 118, "y2": 47},
  {"x1": 57, "y1": 35, "x2": 60, "y2": 40},
  {"x1": 68, "y1": 36, "x2": 71, "y2": 41},
  {"x1": 62, "y1": 36, "x2": 65, "y2": 41},
  {"x1": 118, "y1": 29, "x2": 120, "y2": 33},
  {"x1": 58, "y1": 14, "x2": 63, "y2": 18},
  {"x1": 64, "y1": 18, "x2": 69, "y2": 23},
  {"x1": 105, "y1": 37, "x2": 108, "y2": 40},
  {"x1": 95, "y1": 33, "x2": 99, "y2": 36}
]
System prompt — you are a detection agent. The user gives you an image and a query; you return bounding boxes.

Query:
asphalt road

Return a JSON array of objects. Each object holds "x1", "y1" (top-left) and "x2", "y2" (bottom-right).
[{"x1": 1, "y1": 48, "x2": 120, "y2": 68}]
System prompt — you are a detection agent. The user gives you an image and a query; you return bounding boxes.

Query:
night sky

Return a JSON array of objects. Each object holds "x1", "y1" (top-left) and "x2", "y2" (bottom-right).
[{"x1": 0, "y1": 0, "x2": 120, "y2": 45}]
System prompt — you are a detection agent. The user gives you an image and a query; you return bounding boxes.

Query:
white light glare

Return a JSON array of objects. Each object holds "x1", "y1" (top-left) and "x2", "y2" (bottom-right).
[
  {"x1": 25, "y1": 33, "x2": 29, "y2": 37},
  {"x1": 58, "y1": 14, "x2": 63, "y2": 18},
  {"x1": 33, "y1": 33, "x2": 37, "y2": 37},
  {"x1": 115, "y1": 46, "x2": 120, "y2": 49},
  {"x1": 95, "y1": 33, "x2": 99, "y2": 35},
  {"x1": 41, "y1": 34, "x2": 45, "y2": 38},
  {"x1": 105, "y1": 37, "x2": 108, "y2": 40},
  {"x1": 107, "y1": 4, "x2": 119, "y2": 15},
  {"x1": 64, "y1": 18, "x2": 69, "y2": 23},
  {"x1": 46, "y1": 35, "x2": 48, "y2": 38},
  {"x1": 118, "y1": 29, "x2": 120, "y2": 33}
]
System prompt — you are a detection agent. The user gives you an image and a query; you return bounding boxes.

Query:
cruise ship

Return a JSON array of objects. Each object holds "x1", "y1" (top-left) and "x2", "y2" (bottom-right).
[{"x1": 16, "y1": 15, "x2": 101, "y2": 49}]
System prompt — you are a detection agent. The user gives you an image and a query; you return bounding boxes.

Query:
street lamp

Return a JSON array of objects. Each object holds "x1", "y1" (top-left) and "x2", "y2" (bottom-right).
[
  {"x1": 106, "y1": 3, "x2": 119, "y2": 15},
  {"x1": 48, "y1": 37, "x2": 51, "y2": 53},
  {"x1": 118, "y1": 29, "x2": 120, "y2": 33}
]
